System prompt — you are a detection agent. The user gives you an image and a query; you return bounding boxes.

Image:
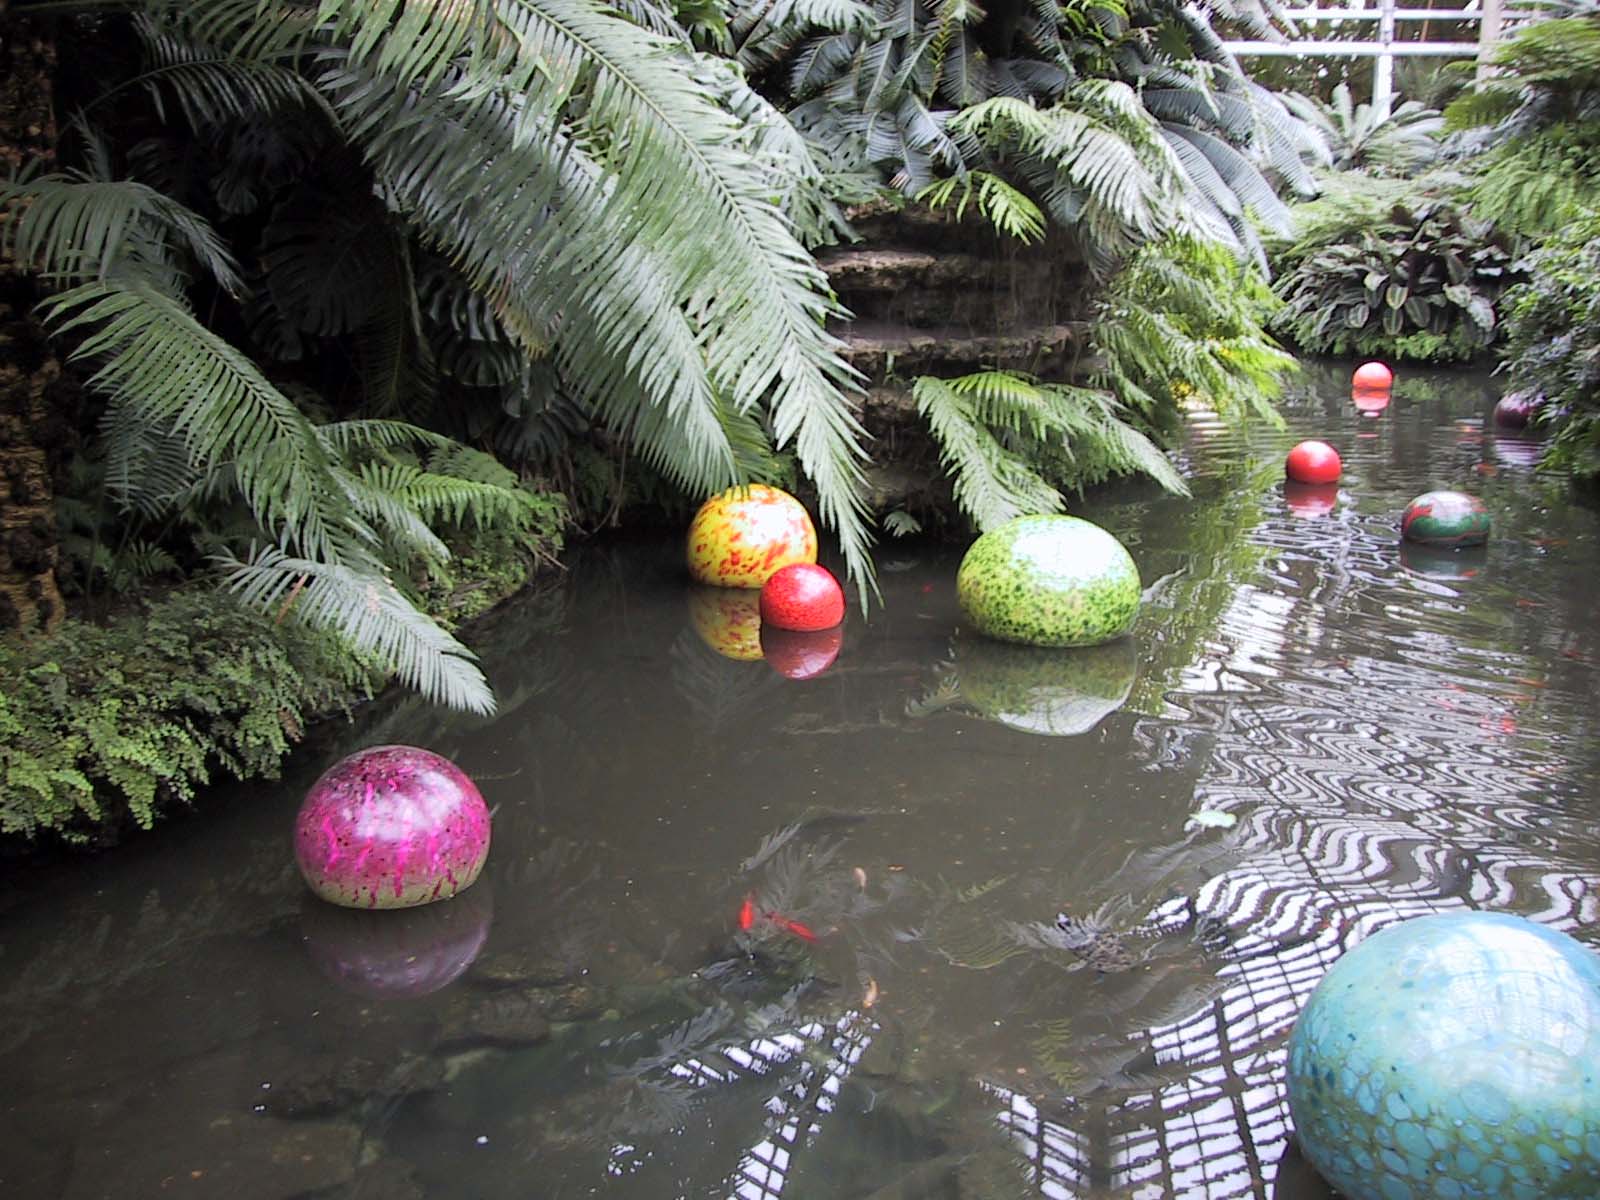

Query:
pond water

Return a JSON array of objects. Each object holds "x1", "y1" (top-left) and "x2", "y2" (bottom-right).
[{"x1": 3, "y1": 364, "x2": 1598, "y2": 1200}]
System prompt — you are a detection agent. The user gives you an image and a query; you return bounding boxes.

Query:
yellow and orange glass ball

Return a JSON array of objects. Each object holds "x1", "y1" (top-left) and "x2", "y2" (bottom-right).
[{"x1": 686, "y1": 484, "x2": 817, "y2": 588}]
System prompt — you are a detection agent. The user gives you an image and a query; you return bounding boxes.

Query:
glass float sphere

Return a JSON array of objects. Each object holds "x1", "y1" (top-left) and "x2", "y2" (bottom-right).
[
  {"x1": 1353, "y1": 361, "x2": 1394, "y2": 390},
  {"x1": 1286, "y1": 440, "x2": 1343, "y2": 485},
  {"x1": 294, "y1": 745, "x2": 491, "y2": 909},
  {"x1": 1286, "y1": 912, "x2": 1600, "y2": 1200},
  {"x1": 760, "y1": 562, "x2": 845, "y2": 632},
  {"x1": 686, "y1": 484, "x2": 818, "y2": 588},
  {"x1": 956, "y1": 515, "x2": 1140, "y2": 648},
  {"x1": 1401, "y1": 490, "x2": 1490, "y2": 547}
]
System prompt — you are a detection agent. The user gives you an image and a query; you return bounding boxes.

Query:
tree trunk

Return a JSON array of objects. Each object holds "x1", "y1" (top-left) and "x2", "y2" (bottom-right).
[{"x1": 0, "y1": 7, "x2": 66, "y2": 635}]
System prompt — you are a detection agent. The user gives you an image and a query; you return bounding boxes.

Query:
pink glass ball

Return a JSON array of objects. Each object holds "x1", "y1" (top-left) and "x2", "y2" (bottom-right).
[
  {"x1": 294, "y1": 745, "x2": 491, "y2": 909},
  {"x1": 1352, "y1": 361, "x2": 1393, "y2": 390}
]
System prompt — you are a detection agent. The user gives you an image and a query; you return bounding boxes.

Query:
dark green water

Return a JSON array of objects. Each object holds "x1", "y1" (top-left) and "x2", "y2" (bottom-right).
[{"x1": 3, "y1": 365, "x2": 1597, "y2": 1200}]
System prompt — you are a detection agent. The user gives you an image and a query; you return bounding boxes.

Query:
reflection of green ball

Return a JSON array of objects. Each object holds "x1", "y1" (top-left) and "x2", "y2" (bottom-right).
[
  {"x1": 955, "y1": 635, "x2": 1136, "y2": 736},
  {"x1": 957, "y1": 515, "x2": 1140, "y2": 647},
  {"x1": 1287, "y1": 912, "x2": 1600, "y2": 1200}
]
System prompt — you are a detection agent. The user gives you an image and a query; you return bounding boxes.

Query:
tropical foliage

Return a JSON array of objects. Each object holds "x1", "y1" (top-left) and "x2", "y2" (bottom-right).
[
  {"x1": 0, "y1": 589, "x2": 377, "y2": 839},
  {"x1": 1268, "y1": 177, "x2": 1521, "y2": 363},
  {"x1": 4, "y1": 0, "x2": 881, "y2": 714},
  {"x1": 1498, "y1": 214, "x2": 1600, "y2": 479},
  {"x1": 754, "y1": 0, "x2": 1324, "y2": 265},
  {"x1": 1280, "y1": 83, "x2": 1443, "y2": 175},
  {"x1": 912, "y1": 368, "x2": 1187, "y2": 531},
  {"x1": 1445, "y1": 15, "x2": 1600, "y2": 239}
]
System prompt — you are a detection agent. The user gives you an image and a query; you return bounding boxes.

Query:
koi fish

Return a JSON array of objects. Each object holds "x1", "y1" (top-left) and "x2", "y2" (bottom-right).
[{"x1": 736, "y1": 896, "x2": 817, "y2": 942}]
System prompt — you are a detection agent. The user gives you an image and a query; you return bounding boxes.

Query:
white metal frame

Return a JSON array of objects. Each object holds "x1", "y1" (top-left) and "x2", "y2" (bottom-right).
[{"x1": 1221, "y1": 0, "x2": 1509, "y2": 117}]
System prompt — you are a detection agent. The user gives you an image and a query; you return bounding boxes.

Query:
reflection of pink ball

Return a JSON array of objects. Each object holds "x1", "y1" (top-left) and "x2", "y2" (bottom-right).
[
  {"x1": 1284, "y1": 480, "x2": 1338, "y2": 518},
  {"x1": 1352, "y1": 361, "x2": 1393, "y2": 390},
  {"x1": 1286, "y1": 440, "x2": 1342, "y2": 484},
  {"x1": 761, "y1": 625, "x2": 843, "y2": 679},
  {"x1": 1352, "y1": 387, "x2": 1391, "y2": 416},
  {"x1": 301, "y1": 883, "x2": 492, "y2": 996},
  {"x1": 295, "y1": 745, "x2": 491, "y2": 909},
  {"x1": 760, "y1": 563, "x2": 845, "y2": 631}
]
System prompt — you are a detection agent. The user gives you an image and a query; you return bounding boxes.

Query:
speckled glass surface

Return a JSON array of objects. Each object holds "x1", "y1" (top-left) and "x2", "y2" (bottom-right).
[
  {"x1": 955, "y1": 514, "x2": 1141, "y2": 647},
  {"x1": 1287, "y1": 912, "x2": 1600, "y2": 1200}
]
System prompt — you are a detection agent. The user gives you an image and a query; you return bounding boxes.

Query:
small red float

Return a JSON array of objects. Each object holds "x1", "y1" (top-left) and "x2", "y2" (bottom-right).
[
  {"x1": 759, "y1": 562, "x2": 845, "y2": 632},
  {"x1": 1285, "y1": 440, "x2": 1342, "y2": 485},
  {"x1": 1352, "y1": 361, "x2": 1393, "y2": 391}
]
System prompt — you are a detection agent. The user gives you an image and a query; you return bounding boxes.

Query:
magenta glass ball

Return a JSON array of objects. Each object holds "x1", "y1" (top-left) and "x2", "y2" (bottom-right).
[{"x1": 294, "y1": 745, "x2": 491, "y2": 909}]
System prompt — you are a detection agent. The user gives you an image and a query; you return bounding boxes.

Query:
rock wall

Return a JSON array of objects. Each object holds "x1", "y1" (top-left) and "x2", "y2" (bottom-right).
[{"x1": 818, "y1": 203, "x2": 1095, "y2": 525}]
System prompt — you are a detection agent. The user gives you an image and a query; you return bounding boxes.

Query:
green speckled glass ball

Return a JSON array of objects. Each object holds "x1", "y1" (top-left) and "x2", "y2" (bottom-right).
[
  {"x1": 1401, "y1": 490, "x2": 1491, "y2": 547},
  {"x1": 1287, "y1": 912, "x2": 1600, "y2": 1200},
  {"x1": 957, "y1": 515, "x2": 1140, "y2": 647}
]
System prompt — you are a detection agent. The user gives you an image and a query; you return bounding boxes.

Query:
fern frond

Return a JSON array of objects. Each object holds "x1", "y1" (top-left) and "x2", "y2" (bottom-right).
[
  {"x1": 219, "y1": 546, "x2": 496, "y2": 715},
  {"x1": 914, "y1": 375, "x2": 1065, "y2": 530},
  {"x1": 0, "y1": 173, "x2": 243, "y2": 294}
]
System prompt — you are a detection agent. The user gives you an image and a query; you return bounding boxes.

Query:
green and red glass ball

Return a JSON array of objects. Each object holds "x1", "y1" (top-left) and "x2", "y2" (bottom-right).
[
  {"x1": 1401, "y1": 490, "x2": 1490, "y2": 548},
  {"x1": 686, "y1": 484, "x2": 818, "y2": 589},
  {"x1": 294, "y1": 745, "x2": 491, "y2": 910},
  {"x1": 760, "y1": 562, "x2": 844, "y2": 632},
  {"x1": 1286, "y1": 440, "x2": 1342, "y2": 485}
]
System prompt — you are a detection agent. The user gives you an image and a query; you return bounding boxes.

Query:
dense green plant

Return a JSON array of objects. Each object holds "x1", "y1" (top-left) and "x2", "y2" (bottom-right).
[
  {"x1": 1268, "y1": 177, "x2": 1521, "y2": 362},
  {"x1": 1445, "y1": 15, "x2": 1600, "y2": 239},
  {"x1": 1092, "y1": 235, "x2": 1294, "y2": 425},
  {"x1": 6, "y1": 0, "x2": 876, "y2": 712},
  {"x1": 1498, "y1": 213, "x2": 1600, "y2": 479},
  {"x1": 907, "y1": 237, "x2": 1292, "y2": 531},
  {"x1": 751, "y1": 0, "x2": 1323, "y2": 266},
  {"x1": 1280, "y1": 83, "x2": 1443, "y2": 175},
  {"x1": 0, "y1": 590, "x2": 378, "y2": 839}
]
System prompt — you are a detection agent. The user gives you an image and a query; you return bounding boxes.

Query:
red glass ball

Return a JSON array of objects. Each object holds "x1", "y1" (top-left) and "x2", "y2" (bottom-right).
[
  {"x1": 759, "y1": 563, "x2": 845, "y2": 632},
  {"x1": 1352, "y1": 361, "x2": 1393, "y2": 391},
  {"x1": 1286, "y1": 440, "x2": 1342, "y2": 485}
]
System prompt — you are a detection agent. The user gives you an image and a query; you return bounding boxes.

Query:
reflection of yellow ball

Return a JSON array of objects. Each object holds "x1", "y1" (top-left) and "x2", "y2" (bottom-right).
[
  {"x1": 686, "y1": 587, "x2": 764, "y2": 661},
  {"x1": 687, "y1": 484, "x2": 817, "y2": 588}
]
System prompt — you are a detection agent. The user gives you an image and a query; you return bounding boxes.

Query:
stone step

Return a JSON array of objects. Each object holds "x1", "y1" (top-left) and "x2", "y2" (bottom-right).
[
  {"x1": 834, "y1": 319, "x2": 1087, "y2": 381},
  {"x1": 817, "y1": 248, "x2": 997, "y2": 294}
]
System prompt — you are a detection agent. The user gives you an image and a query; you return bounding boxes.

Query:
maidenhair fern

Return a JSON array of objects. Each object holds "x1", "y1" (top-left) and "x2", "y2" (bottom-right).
[{"x1": 912, "y1": 369, "x2": 1189, "y2": 532}]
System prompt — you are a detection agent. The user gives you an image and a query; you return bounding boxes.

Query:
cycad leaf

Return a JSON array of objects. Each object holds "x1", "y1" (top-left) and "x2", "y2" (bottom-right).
[{"x1": 220, "y1": 546, "x2": 496, "y2": 714}]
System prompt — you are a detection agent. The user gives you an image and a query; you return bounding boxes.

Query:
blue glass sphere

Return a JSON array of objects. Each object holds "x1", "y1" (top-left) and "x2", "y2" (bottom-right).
[{"x1": 1286, "y1": 912, "x2": 1600, "y2": 1200}]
